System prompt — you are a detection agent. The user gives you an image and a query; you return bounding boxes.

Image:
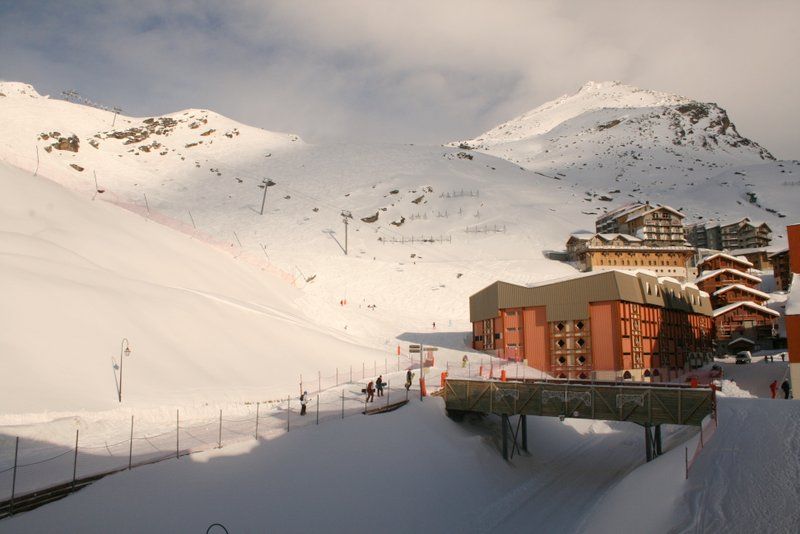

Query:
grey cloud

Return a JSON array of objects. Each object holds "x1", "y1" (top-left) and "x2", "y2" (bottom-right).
[{"x1": 0, "y1": 0, "x2": 797, "y2": 157}]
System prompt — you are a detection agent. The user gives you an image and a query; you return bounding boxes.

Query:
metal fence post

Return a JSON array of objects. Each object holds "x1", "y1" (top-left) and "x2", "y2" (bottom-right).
[
  {"x1": 318, "y1": 371, "x2": 321, "y2": 393},
  {"x1": 71, "y1": 429, "x2": 79, "y2": 491},
  {"x1": 128, "y1": 415, "x2": 134, "y2": 470},
  {"x1": 10, "y1": 437, "x2": 19, "y2": 514},
  {"x1": 341, "y1": 390, "x2": 345, "y2": 419},
  {"x1": 336, "y1": 368, "x2": 339, "y2": 386},
  {"x1": 287, "y1": 396, "x2": 291, "y2": 432},
  {"x1": 349, "y1": 365, "x2": 353, "y2": 383},
  {"x1": 218, "y1": 409, "x2": 223, "y2": 449},
  {"x1": 176, "y1": 410, "x2": 180, "y2": 459},
  {"x1": 685, "y1": 446, "x2": 689, "y2": 479},
  {"x1": 374, "y1": 360, "x2": 377, "y2": 375},
  {"x1": 255, "y1": 402, "x2": 260, "y2": 440},
  {"x1": 316, "y1": 395, "x2": 320, "y2": 425}
]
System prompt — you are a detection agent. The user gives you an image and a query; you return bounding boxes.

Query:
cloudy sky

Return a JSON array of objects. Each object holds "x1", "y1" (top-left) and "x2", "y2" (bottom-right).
[{"x1": 1, "y1": 1, "x2": 797, "y2": 157}]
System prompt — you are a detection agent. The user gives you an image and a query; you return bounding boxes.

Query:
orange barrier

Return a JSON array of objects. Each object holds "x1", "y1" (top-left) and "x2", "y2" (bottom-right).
[
  {"x1": 440, "y1": 371, "x2": 448, "y2": 388},
  {"x1": 420, "y1": 377, "x2": 427, "y2": 397},
  {"x1": 500, "y1": 370, "x2": 507, "y2": 382},
  {"x1": 396, "y1": 345, "x2": 400, "y2": 356},
  {"x1": 478, "y1": 365, "x2": 483, "y2": 377}
]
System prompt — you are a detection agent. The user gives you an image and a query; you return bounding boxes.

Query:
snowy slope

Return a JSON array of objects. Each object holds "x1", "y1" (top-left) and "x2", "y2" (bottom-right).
[
  {"x1": 451, "y1": 81, "x2": 797, "y2": 238},
  {"x1": 0, "y1": 161, "x2": 383, "y2": 415}
]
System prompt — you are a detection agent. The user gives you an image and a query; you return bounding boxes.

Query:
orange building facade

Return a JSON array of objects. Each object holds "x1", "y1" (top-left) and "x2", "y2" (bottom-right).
[
  {"x1": 470, "y1": 271, "x2": 713, "y2": 382},
  {"x1": 786, "y1": 224, "x2": 800, "y2": 390}
]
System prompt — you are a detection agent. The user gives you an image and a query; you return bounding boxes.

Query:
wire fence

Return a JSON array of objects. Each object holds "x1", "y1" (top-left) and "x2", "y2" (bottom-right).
[{"x1": 0, "y1": 347, "x2": 529, "y2": 511}]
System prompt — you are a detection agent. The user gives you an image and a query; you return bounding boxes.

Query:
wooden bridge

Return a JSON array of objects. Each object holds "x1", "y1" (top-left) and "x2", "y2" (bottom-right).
[{"x1": 443, "y1": 378, "x2": 717, "y2": 461}]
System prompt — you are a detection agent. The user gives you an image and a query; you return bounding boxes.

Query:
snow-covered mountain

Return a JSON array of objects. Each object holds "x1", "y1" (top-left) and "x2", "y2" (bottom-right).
[
  {"x1": 451, "y1": 81, "x2": 795, "y2": 225},
  {"x1": 1, "y1": 80, "x2": 799, "y2": 534}
]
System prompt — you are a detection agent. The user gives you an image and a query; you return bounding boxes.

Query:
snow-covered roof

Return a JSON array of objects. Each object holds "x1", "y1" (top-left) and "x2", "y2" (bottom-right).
[
  {"x1": 729, "y1": 246, "x2": 781, "y2": 256},
  {"x1": 638, "y1": 205, "x2": 685, "y2": 219},
  {"x1": 695, "y1": 268, "x2": 762, "y2": 284},
  {"x1": 699, "y1": 252, "x2": 753, "y2": 268},
  {"x1": 712, "y1": 301, "x2": 780, "y2": 318},
  {"x1": 767, "y1": 247, "x2": 789, "y2": 258},
  {"x1": 568, "y1": 232, "x2": 642, "y2": 243},
  {"x1": 712, "y1": 284, "x2": 770, "y2": 300},
  {"x1": 728, "y1": 336, "x2": 755, "y2": 346}
]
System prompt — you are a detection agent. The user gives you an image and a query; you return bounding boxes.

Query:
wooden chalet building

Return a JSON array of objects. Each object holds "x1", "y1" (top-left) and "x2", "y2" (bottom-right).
[
  {"x1": 596, "y1": 202, "x2": 687, "y2": 246},
  {"x1": 469, "y1": 271, "x2": 713, "y2": 382},
  {"x1": 694, "y1": 268, "x2": 762, "y2": 295},
  {"x1": 711, "y1": 284, "x2": 769, "y2": 308},
  {"x1": 712, "y1": 301, "x2": 778, "y2": 346},
  {"x1": 686, "y1": 218, "x2": 772, "y2": 251},
  {"x1": 697, "y1": 252, "x2": 753, "y2": 274},
  {"x1": 770, "y1": 248, "x2": 791, "y2": 291},
  {"x1": 566, "y1": 233, "x2": 695, "y2": 280}
]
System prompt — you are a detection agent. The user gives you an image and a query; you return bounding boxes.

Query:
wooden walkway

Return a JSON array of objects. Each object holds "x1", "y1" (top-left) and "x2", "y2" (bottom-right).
[
  {"x1": 443, "y1": 378, "x2": 715, "y2": 427},
  {"x1": 444, "y1": 378, "x2": 717, "y2": 461}
]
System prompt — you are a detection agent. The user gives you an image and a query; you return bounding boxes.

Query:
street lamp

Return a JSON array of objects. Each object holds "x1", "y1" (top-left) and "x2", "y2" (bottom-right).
[{"x1": 118, "y1": 338, "x2": 132, "y2": 402}]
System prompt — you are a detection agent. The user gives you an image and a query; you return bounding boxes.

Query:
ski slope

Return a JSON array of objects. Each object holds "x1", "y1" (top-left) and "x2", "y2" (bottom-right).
[
  {"x1": 1, "y1": 79, "x2": 799, "y2": 532},
  {"x1": 0, "y1": 161, "x2": 384, "y2": 416}
]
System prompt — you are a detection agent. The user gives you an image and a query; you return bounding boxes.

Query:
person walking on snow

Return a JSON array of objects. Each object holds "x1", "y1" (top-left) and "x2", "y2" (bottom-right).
[
  {"x1": 376, "y1": 375, "x2": 385, "y2": 397},
  {"x1": 769, "y1": 380, "x2": 778, "y2": 399},
  {"x1": 781, "y1": 379, "x2": 792, "y2": 399},
  {"x1": 300, "y1": 391, "x2": 308, "y2": 415},
  {"x1": 405, "y1": 370, "x2": 413, "y2": 391},
  {"x1": 462, "y1": 354, "x2": 468, "y2": 368},
  {"x1": 366, "y1": 381, "x2": 375, "y2": 403}
]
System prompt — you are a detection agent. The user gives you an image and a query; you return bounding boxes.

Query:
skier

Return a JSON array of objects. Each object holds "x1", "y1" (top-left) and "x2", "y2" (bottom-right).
[
  {"x1": 769, "y1": 380, "x2": 778, "y2": 399},
  {"x1": 462, "y1": 354, "x2": 468, "y2": 368},
  {"x1": 300, "y1": 391, "x2": 308, "y2": 415},
  {"x1": 405, "y1": 370, "x2": 413, "y2": 391},
  {"x1": 366, "y1": 381, "x2": 375, "y2": 403},
  {"x1": 781, "y1": 379, "x2": 792, "y2": 400},
  {"x1": 432, "y1": 321, "x2": 436, "y2": 329},
  {"x1": 376, "y1": 375, "x2": 385, "y2": 397}
]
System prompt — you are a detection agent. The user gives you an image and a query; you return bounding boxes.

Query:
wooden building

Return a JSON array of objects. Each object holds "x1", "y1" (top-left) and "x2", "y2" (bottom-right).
[
  {"x1": 687, "y1": 218, "x2": 772, "y2": 251},
  {"x1": 469, "y1": 271, "x2": 713, "y2": 382},
  {"x1": 711, "y1": 284, "x2": 769, "y2": 308},
  {"x1": 697, "y1": 252, "x2": 753, "y2": 274},
  {"x1": 695, "y1": 268, "x2": 762, "y2": 295},
  {"x1": 596, "y1": 202, "x2": 687, "y2": 246},
  {"x1": 713, "y1": 301, "x2": 778, "y2": 347},
  {"x1": 770, "y1": 248, "x2": 791, "y2": 291},
  {"x1": 729, "y1": 247, "x2": 780, "y2": 271},
  {"x1": 566, "y1": 233, "x2": 695, "y2": 280}
]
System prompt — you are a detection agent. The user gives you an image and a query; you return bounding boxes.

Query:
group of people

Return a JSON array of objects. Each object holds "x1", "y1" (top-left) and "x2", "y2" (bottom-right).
[
  {"x1": 365, "y1": 370, "x2": 415, "y2": 402},
  {"x1": 769, "y1": 379, "x2": 793, "y2": 399},
  {"x1": 365, "y1": 375, "x2": 387, "y2": 402}
]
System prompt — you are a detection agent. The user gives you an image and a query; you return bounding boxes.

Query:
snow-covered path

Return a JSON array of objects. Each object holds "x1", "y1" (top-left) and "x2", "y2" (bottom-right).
[{"x1": 676, "y1": 398, "x2": 800, "y2": 533}]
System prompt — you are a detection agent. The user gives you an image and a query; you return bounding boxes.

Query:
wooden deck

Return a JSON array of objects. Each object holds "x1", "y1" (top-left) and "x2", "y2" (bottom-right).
[{"x1": 443, "y1": 378, "x2": 715, "y2": 427}]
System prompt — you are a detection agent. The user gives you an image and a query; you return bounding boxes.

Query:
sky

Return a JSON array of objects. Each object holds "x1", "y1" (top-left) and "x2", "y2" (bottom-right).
[{"x1": 0, "y1": 1, "x2": 798, "y2": 158}]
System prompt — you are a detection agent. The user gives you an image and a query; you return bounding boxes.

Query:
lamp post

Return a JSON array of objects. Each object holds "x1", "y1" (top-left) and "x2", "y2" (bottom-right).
[{"x1": 118, "y1": 338, "x2": 132, "y2": 402}]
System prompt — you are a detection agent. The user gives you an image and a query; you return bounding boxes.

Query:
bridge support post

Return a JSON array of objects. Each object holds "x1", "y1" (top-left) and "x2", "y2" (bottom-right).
[
  {"x1": 645, "y1": 423, "x2": 653, "y2": 462},
  {"x1": 521, "y1": 415, "x2": 528, "y2": 453},
  {"x1": 655, "y1": 424, "x2": 662, "y2": 456},
  {"x1": 502, "y1": 414, "x2": 509, "y2": 460}
]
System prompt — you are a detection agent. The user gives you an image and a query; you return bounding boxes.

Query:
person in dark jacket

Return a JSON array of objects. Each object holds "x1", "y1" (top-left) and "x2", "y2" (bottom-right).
[
  {"x1": 781, "y1": 379, "x2": 792, "y2": 399},
  {"x1": 376, "y1": 375, "x2": 385, "y2": 397},
  {"x1": 405, "y1": 369, "x2": 413, "y2": 391},
  {"x1": 366, "y1": 381, "x2": 375, "y2": 402},
  {"x1": 300, "y1": 391, "x2": 308, "y2": 415}
]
